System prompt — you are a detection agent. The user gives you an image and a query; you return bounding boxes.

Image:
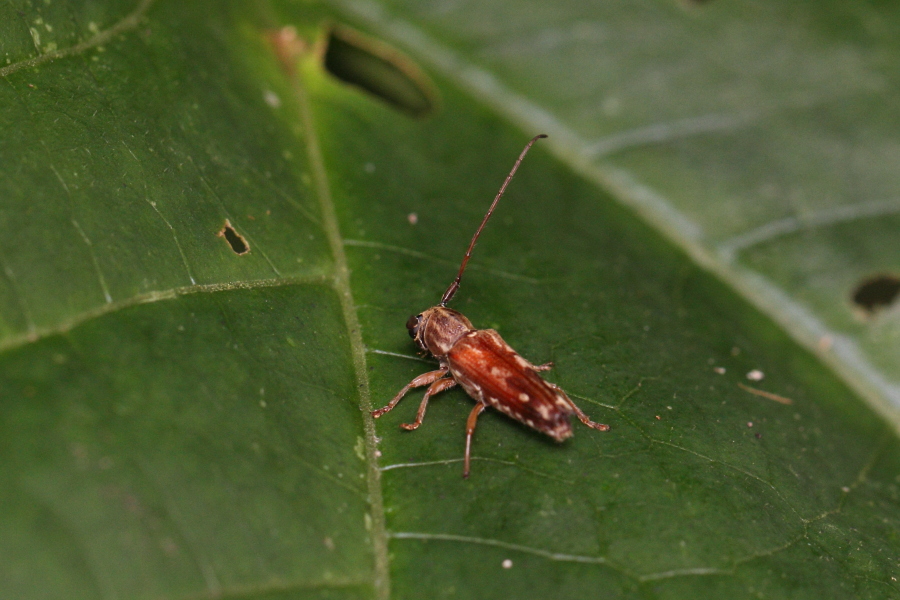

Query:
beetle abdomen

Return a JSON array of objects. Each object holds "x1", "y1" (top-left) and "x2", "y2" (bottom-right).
[{"x1": 447, "y1": 329, "x2": 574, "y2": 441}]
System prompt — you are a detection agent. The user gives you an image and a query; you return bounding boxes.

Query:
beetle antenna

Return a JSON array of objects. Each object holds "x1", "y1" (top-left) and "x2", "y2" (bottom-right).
[{"x1": 439, "y1": 134, "x2": 547, "y2": 306}]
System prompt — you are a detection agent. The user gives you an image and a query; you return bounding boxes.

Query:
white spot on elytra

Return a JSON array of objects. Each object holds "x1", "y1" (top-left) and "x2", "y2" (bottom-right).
[
  {"x1": 490, "y1": 366, "x2": 511, "y2": 378},
  {"x1": 536, "y1": 404, "x2": 552, "y2": 420},
  {"x1": 518, "y1": 393, "x2": 529, "y2": 402}
]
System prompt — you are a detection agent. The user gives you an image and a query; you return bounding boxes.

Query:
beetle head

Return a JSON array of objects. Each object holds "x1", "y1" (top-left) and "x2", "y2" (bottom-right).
[{"x1": 407, "y1": 306, "x2": 474, "y2": 357}]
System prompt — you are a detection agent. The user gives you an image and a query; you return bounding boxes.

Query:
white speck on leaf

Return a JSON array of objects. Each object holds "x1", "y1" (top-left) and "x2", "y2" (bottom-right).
[{"x1": 264, "y1": 90, "x2": 281, "y2": 108}]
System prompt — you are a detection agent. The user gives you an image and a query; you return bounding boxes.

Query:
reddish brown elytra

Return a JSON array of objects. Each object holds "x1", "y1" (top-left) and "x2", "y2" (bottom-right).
[{"x1": 372, "y1": 134, "x2": 609, "y2": 478}]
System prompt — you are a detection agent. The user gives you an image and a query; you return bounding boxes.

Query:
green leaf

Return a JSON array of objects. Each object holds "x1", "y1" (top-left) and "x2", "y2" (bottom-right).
[
  {"x1": 336, "y1": 0, "x2": 900, "y2": 416},
  {"x1": 1, "y1": 1, "x2": 898, "y2": 599}
]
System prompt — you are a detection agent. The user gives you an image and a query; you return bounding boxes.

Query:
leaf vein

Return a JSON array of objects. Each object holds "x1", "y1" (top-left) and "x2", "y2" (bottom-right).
[
  {"x1": 717, "y1": 197, "x2": 900, "y2": 260},
  {"x1": 344, "y1": 238, "x2": 541, "y2": 284},
  {"x1": 0, "y1": 0, "x2": 156, "y2": 79},
  {"x1": 289, "y1": 42, "x2": 391, "y2": 600},
  {"x1": 381, "y1": 456, "x2": 575, "y2": 483},
  {"x1": 389, "y1": 531, "x2": 609, "y2": 564},
  {"x1": 0, "y1": 275, "x2": 329, "y2": 355}
]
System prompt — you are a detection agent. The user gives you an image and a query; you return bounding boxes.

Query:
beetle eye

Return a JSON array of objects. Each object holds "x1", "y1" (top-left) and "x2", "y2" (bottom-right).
[{"x1": 406, "y1": 314, "x2": 421, "y2": 338}]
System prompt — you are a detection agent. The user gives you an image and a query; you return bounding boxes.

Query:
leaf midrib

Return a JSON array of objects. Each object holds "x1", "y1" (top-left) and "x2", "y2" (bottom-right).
[
  {"x1": 289, "y1": 37, "x2": 392, "y2": 600},
  {"x1": 2, "y1": 2, "x2": 392, "y2": 594}
]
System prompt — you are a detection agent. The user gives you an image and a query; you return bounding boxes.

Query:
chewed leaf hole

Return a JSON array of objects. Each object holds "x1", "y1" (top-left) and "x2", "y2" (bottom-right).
[
  {"x1": 852, "y1": 274, "x2": 900, "y2": 316},
  {"x1": 218, "y1": 220, "x2": 250, "y2": 255},
  {"x1": 323, "y1": 25, "x2": 436, "y2": 118}
]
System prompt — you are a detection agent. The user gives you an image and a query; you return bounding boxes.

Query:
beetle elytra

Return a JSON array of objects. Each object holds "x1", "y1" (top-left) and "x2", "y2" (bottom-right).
[{"x1": 372, "y1": 134, "x2": 609, "y2": 478}]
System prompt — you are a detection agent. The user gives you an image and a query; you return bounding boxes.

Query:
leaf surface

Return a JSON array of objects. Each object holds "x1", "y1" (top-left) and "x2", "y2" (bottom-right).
[
  {"x1": 1, "y1": 1, "x2": 898, "y2": 599},
  {"x1": 337, "y1": 0, "x2": 900, "y2": 414}
]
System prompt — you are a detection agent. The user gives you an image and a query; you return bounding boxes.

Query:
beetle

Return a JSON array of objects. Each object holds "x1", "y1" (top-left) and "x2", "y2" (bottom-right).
[{"x1": 372, "y1": 134, "x2": 609, "y2": 478}]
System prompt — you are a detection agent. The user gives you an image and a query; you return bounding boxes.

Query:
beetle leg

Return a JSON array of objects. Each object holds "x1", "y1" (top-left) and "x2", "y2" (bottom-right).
[
  {"x1": 516, "y1": 354, "x2": 553, "y2": 371},
  {"x1": 463, "y1": 402, "x2": 487, "y2": 479},
  {"x1": 549, "y1": 384, "x2": 610, "y2": 432},
  {"x1": 372, "y1": 369, "x2": 448, "y2": 419},
  {"x1": 401, "y1": 377, "x2": 458, "y2": 431},
  {"x1": 570, "y1": 404, "x2": 610, "y2": 431}
]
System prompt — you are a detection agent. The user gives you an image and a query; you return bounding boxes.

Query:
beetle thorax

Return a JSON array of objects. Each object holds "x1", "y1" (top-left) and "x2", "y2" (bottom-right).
[{"x1": 410, "y1": 306, "x2": 474, "y2": 357}]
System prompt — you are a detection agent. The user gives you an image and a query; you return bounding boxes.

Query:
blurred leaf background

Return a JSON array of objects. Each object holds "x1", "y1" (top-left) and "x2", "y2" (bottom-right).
[{"x1": 1, "y1": 0, "x2": 898, "y2": 598}]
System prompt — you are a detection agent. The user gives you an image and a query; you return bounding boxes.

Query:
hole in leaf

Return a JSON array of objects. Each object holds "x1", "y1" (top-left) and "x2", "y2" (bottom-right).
[
  {"x1": 323, "y1": 25, "x2": 437, "y2": 118},
  {"x1": 852, "y1": 274, "x2": 900, "y2": 316},
  {"x1": 218, "y1": 220, "x2": 250, "y2": 255}
]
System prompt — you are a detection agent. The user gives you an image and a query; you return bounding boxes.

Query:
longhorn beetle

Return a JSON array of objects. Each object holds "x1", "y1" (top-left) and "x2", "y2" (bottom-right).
[{"x1": 372, "y1": 134, "x2": 609, "y2": 478}]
